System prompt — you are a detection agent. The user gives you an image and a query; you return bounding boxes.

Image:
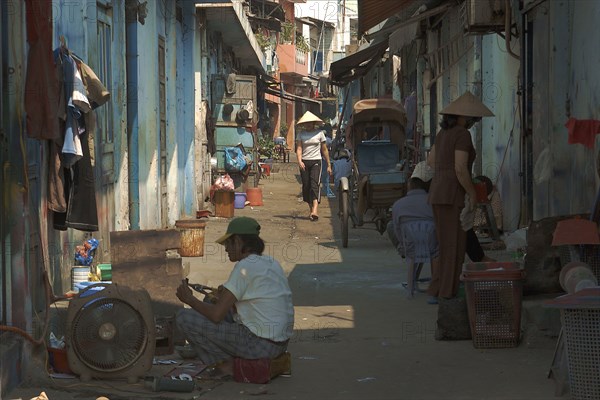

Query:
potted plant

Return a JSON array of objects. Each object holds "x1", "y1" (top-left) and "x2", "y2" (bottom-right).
[
  {"x1": 279, "y1": 122, "x2": 288, "y2": 137},
  {"x1": 296, "y1": 33, "x2": 310, "y2": 53},
  {"x1": 281, "y1": 22, "x2": 294, "y2": 44},
  {"x1": 257, "y1": 135, "x2": 276, "y2": 160},
  {"x1": 255, "y1": 31, "x2": 272, "y2": 52}
]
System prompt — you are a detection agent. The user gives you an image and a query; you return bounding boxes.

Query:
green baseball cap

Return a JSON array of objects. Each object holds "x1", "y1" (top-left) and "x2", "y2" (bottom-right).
[{"x1": 216, "y1": 217, "x2": 261, "y2": 244}]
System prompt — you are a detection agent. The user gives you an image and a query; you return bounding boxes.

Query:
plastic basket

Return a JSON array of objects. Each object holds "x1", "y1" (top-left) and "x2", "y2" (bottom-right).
[
  {"x1": 545, "y1": 288, "x2": 600, "y2": 400},
  {"x1": 562, "y1": 308, "x2": 600, "y2": 400},
  {"x1": 461, "y1": 262, "x2": 525, "y2": 349},
  {"x1": 581, "y1": 245, "x2": 600, "y2": 281}
]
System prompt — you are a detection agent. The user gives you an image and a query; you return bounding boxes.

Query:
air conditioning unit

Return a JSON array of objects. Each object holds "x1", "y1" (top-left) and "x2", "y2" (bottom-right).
[{"x1": 464, "y1": 0, "x2": 506, "y2": 34}]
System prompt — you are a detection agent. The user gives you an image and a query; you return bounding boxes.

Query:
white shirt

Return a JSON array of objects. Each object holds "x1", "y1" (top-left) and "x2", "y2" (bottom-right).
[
  {"x1": 297, "y1": 129, "x2": 326, "y2": 161},
  {"x1": 223, "y1": 254, "x2": 294, "y2": 342}
]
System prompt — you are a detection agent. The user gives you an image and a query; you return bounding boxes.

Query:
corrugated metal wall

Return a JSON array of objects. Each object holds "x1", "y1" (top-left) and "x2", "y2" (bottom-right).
[
  {"x1": 422, "y1": 0, "x2": 599, "y2": 229},
  {"x1": 528, "y1": 1, "x2": 600, "y2": 220},
  {"x1": 480, "y1": 33, "x2": 521, "y2": 231}
]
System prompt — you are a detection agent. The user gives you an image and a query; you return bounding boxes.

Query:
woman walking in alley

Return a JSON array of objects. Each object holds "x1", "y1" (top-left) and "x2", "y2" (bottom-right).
[
  {"x1": 295, "y1": 111, "x2": 332, "y2": 221},
  {"x1": 427, "y1": 91, "x2": 494, "y2": 299}
]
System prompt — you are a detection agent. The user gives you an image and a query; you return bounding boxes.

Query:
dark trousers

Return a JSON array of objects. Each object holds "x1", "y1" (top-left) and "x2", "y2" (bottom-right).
[
  {"x1": 300, "y1": 159, "x2": 322, "y2": 204},
  {"x1": 466, "y1": 228, "x2": 485, "y2": 262},
  {"x1": 429, "y1": 204, "x2": 467, "y2": 299}
]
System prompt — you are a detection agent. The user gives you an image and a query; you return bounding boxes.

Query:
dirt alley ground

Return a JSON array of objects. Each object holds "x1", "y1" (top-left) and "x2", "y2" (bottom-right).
[{"x1": 7, "y1": 159, "x2": 565, "y2": 400}]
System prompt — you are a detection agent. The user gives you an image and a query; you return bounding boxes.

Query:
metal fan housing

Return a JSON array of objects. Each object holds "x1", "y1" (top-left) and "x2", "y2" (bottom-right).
[{"x1": 66, "y1": 283, "x2": 156, "y2": 383}]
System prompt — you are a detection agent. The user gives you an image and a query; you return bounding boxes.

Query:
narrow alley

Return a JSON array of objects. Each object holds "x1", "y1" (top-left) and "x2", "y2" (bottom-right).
[{"x1": 8, "y1": 160, "x2": 562, "y2": 399}]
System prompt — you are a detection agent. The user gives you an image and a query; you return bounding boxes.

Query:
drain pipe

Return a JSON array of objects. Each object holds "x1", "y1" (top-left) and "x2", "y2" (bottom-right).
[
  {"x1": 126, "y1": 0, "x2": 140, "y2": 229},
  {"x1": 505, "y1": 0, "x2": 519, "y2": 60},
  {"x1": 416, "y1": 38, "x2": 429, "y2": 152}
]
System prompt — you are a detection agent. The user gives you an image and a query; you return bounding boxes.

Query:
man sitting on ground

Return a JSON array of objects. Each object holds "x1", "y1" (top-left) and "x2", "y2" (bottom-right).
[{"x1": 175, "y1": 217, "x2": 294, "y2": 377}]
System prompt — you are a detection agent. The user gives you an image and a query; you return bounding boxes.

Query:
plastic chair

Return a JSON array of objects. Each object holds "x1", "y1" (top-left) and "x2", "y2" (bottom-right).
[{"x1": 399, "y1": 219, "x2": 437, "y2": 298}]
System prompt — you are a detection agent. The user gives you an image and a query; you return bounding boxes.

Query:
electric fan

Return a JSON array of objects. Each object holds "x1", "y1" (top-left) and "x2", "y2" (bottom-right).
[{"x1": 66, "y1": 283, "x2": 156, "y2": 383}]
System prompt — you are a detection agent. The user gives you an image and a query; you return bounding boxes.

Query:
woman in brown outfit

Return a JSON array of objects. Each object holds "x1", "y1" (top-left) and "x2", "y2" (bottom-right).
[{"x1": 427, "y1": 92, "x2": 494, "y2": 299}]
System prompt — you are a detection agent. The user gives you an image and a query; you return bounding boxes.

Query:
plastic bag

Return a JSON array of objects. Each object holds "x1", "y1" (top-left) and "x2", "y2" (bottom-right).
[
  {"x1": 224, "y1": 146, "x2": 247, "y2": 172},
  {"x1": 503, "y1": 228, "x2": 528, "y2": 251},
  {"x1": 213, "y1": 174, "x2": 234, "y2": 191},
  {"x1": 74, "y1": 238, "x2": 99, "y2": 266}
]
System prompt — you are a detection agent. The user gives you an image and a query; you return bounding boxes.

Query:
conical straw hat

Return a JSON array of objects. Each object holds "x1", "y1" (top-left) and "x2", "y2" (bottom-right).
[
  {"x1": 439, "y1": 91, "x2": 494, "y2": 117},
  {"x1": 297, "y1": 111, "x2": 323, "y2": 125}
]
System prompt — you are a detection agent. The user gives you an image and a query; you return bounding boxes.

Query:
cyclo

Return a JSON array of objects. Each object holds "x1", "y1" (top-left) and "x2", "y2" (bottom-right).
[{"x1": 337, "y1": 98, "x2": 410, "y2": 248}]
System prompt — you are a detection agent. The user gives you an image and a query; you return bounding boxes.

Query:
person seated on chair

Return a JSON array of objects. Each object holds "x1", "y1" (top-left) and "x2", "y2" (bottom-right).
[
  {"x1": 332, "y1": 149, "x2": 352, "y2": 192},
  {"x1": 473, "y1": 175, "x2": 504, "y2": 235},
  {"x1": 175, "y1": 217, "x2": 294, "y2": 375},
  {"x1": 388, "y1": 162, "x2": 440, "y2": 297},
  {"x1": 387, "y1": 162, "x2": 494, "y2": 302}
]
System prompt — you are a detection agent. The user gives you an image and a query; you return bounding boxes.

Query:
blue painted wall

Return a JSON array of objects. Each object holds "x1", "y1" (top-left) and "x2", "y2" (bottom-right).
[
  {"x1": 177, "y1": 2, "x2": 198, "y2": 217},
  {"x1": 1, "y1": 1, "x2": 204, "y2": 393}
]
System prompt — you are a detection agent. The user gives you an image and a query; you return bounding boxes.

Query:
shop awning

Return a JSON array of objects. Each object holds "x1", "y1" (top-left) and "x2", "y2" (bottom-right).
[
  {"x1": 357, "y1": 0, "x2": 448, "y2": 36},
  {"x1": 329, "y1": 38, "x2": 389, "y2": 86},
  {"x1": 196, "y1": 2, "x2": 266, "y2": 73},
  {"x1": 365, "y1": 2, "x2": 452, "y2": 44},
  {"x1": 358, "y1": 0, "x2": 415, "y2": 35}
]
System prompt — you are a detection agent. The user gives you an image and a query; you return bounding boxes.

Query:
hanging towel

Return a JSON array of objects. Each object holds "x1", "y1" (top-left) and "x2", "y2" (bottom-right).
[
  {"x1": 565, "y1": 117, "x2": 600, "y2": 149},
  {"x1": 24, "y1": 0, "x2": 60, "y2": 140}
]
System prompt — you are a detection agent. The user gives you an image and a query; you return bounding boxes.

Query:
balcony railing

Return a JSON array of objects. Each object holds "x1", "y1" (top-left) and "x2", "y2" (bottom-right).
[
  {"x1": 295, "y1": 49, "x2": 306, "y2": 65},
  {"x1": 277, "y1": 44, "x2": 308, "y2": 76}
]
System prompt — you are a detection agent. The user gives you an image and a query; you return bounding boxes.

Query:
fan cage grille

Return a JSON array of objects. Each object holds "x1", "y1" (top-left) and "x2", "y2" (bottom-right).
[{"x1": 71, "y1": 297, "x2": 149, "y2": 372}]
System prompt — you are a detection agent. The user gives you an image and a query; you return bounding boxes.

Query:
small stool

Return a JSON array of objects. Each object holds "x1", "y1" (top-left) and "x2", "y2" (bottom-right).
[
  {"x1": 259, "y1": 163, "x2": 271, "y2": 177},
  {"x1": 476, "y1": 202, "x2": 500, "y2": 240}
]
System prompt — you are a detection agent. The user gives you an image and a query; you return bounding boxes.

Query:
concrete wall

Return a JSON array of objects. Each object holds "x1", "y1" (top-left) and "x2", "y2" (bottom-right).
[{"x1": 479, "y1": 33, "x2": 521, "y2": 231}]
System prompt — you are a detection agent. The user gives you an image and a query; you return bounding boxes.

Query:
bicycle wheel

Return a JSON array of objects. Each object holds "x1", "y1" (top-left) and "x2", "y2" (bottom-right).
[{"x1": 339, "y1": 185, "x2": 349, "y2": 248}]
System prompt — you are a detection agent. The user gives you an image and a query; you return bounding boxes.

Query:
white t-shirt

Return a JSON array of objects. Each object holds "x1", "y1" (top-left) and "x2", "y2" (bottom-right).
[
  {"x1": 223, "y1": 254, "x2": 294, "y2": 342},
  {"x1": 297, "y1": 129, "x2": 326, "y2": 161}
]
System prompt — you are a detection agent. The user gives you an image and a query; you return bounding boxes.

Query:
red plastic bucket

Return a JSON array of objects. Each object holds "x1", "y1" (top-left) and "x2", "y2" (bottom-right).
[
  {"x1": 48, "y1": 347, "x2": 72, "y2": 374},
  {"x1": 246, "y1": 188, "x2": 263, "y2": 206}
]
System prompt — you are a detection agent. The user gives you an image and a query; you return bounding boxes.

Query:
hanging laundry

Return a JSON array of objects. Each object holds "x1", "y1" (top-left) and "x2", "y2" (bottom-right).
[
  {"x1": 24, "y1": 0, "x2": 59, "y2": 140},
  {"x1": 565, "y1": 117, "x2": 600, "y2": 149},
  {"x1": 78, "y1": 62, "x2": 111, "y2": 109},
  {"x1": 62, "y1": 56, "x2": 90, "y2": 167},
  {"x1": 48, "y1": 46, "x2": 110, "y2": 232}
]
